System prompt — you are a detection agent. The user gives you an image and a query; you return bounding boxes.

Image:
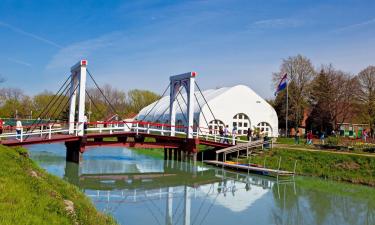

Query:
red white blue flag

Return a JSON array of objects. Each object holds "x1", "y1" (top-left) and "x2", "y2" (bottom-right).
[{"x1": 275, "y1": 73, "x2": 288, "y2": 96}]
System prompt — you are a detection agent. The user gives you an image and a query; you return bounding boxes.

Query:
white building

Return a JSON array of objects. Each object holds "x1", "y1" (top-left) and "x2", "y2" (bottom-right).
[{"x1": 136, "y1": 85, "x2": 278, "y2": 137}]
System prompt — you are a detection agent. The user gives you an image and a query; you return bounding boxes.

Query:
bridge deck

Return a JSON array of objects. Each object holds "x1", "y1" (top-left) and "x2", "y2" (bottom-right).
[
  {"x1": 0, "y1": 134, "x2": 79, "y2": 147},
  {"x1": 1, "y1": 131, "x2": 233, "y2": 150}
]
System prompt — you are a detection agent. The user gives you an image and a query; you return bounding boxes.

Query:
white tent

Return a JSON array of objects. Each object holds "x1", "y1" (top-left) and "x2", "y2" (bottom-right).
[{"x1": 136, "y1": 85, "x2": 278, "y2": 137}]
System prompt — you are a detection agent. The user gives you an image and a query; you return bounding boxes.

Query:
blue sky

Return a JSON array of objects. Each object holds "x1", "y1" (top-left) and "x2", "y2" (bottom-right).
[{"x1": 0, "y1": 0, "x2": 375, "y2": 98}]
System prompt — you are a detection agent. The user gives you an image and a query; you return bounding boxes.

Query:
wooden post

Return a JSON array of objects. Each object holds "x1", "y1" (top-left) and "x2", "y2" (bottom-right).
[
  {"x1": 164, "y1": 148, "x2": 168, "y2": 160},
  {"x1": 48, "y1": 124, "x2": 52, "y2": 139},
  {"x1": 277, "y1": 156, "x2": 282, "y2": 172}
]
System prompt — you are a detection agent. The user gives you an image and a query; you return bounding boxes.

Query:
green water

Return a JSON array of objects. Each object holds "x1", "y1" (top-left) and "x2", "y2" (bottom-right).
[{"x1": 27, "y1": 144, "x2": 375, "y2": 225}]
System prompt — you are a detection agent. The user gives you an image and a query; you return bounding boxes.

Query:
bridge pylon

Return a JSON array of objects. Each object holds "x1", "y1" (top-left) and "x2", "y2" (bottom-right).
[
  {"x1": 169, "y1": 72, "x2": 196, "y2": 138},
  {"x1": 68, "y1": 60, "x2": 88, "y2": 136}
]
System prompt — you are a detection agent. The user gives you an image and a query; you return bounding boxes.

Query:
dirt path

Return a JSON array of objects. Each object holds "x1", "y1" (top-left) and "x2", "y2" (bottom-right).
[{"x1": 275, "y1": 144, "x2": 375, "y2": 158}]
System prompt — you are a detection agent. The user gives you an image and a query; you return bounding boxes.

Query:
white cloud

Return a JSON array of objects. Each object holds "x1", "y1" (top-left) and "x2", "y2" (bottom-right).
[
  {"x1": 250, "y1": 18, "x2": 304, "y2": 29},
  {"x1": 46, "y1": 32, "x2": 124, "y2": 69},
  {"x1": 334, "y1": 18, "x2": 375, "y2": 33},
  {"x1": 0, "y1": 21, "x2": 62, "y2": 48},
  {"x1": 7, "y1": 57, "x2": 32, "y2": 67}
]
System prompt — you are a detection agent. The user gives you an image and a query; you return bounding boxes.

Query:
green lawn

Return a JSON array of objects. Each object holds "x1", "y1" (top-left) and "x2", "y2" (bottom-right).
[
  {"x1": 0, "y1": 145, "x2": 117, "y2": 225},
  {"x1": 238, "y1": 148, "x2": 375, "y2": 186}
]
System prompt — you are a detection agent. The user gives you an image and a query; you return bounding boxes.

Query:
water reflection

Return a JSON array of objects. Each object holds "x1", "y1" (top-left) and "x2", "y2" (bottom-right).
[{"x1": 28, "y1": 144, "x2": 375, "y2": 225}]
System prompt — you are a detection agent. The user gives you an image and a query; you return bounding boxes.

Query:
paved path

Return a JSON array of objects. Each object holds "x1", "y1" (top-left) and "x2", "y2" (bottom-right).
[{"x1": 275, "y1": 144, "x2": 375, "y2": 158}]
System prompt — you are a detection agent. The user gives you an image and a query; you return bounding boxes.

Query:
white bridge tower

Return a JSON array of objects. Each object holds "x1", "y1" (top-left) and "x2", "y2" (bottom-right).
[
  {"x1": 169, "y1": 72, "x2": 196, "y2": 138},
  {"x1": 68, "y1": 60, "x2": 87, "y2": 136}
]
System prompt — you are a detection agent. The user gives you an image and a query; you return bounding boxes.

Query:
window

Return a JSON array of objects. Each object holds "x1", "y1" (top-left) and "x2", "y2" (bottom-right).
[
  {"x1": 232, "y1": 113, "x2": 251, "y2": 136},
  {"x1": 208, "y1": 120, "x2": 225, "y2": 134},
  {"x1": 256, "y1": 122, "x2": 273, "y2": 136}
]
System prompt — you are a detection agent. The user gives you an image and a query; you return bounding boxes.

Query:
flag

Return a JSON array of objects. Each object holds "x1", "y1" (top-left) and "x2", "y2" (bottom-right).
[{"x1": 274, "y1": 73, "x2": 288, "y2": 96}]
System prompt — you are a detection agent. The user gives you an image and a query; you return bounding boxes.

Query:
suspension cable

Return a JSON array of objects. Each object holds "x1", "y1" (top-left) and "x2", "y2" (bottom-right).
[
  {"x1": 87, "y1": 69, "x2": 130, "y2": 129},
  {"x1": 26, "y1": 75, "x2": 72, "y2": 129},
  {"x1": 24, "y1": 81, "x2": 77, "y2": 140},
  {"x1": 195, "y1": 81, "x2": 218, "y2": 122},
  {"x1": 140, "y1": 84, "x2": 170, "y2": 122},
  {"x1": 194, "y1": 93, "x2": 210, "y2": 129},
  {"x1": 176, "y1": 88, "x2": 204, "y2": 135},
  {"x1": 24, "y1": 76, "x2": 72, "y2": 136},
  {"x1": 86, "y1": 90, "x2": 107, "y2": 121}
]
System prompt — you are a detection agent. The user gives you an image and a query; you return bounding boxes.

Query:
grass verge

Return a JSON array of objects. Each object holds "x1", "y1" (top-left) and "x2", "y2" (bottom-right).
[
  {"x1": 0, "y1": 145, "x2": 117, "y2": 225},
  {"x1": 238, "y1": 148, "x2": 375, "y2": 186}
]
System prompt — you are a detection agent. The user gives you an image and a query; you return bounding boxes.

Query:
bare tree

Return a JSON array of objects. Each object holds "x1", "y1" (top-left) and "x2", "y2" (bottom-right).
[
  {"x1": 357, "y1": 66, "x2": 375, "y2": 136},
  {"x1": 309, "y1": 65, "x2": 359, "y2": 132},
  {"x1": 273, "y1": 54, "x2": 316, "y2": 131}
]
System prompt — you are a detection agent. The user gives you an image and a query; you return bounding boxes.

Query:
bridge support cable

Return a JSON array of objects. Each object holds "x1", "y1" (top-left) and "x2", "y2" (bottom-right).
[
  {"x1": 194, "y1": 93, "x2": 210, "y2": 132},
  {"x1": 175, "y1": 88, "x2": 204, "y2": 136},
  {"x1": 152, "y1": 85, "x2": 185, "y2": 126},
  {"x1": 43, "y1": 79, "x2": 74, "y2": 120},
  {"x1": 85, "y1": 90, "x2": 107, "y2": 121},
  {"x1": 194, "y1": 82, "x2": 218, "y2": 122},
  {"x1": 23, "y1": 76, "x2": 72, "y2": 137},
  {"x1": 24, "y1": 81, "x2": 79, "y2": 141},
  {"x1": 87, "y1": 69, "x2": 131, "y2": 130},
  {"x1": 42, "y1": 81, "x2": 81, "y2": 137},
  {"x1": 175, "y1": 95, "x2": 189, "y2": 125},
  {"x1": 25, "y1": 75, "x2": 72, "y2": 130},
  {"x1": 140, "y1": 84, "x2": 170, "y2": 122}
]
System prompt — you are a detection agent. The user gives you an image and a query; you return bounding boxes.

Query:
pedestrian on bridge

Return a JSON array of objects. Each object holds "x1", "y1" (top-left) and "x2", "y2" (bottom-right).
[
  {"x1": 219, "y1": 126, "x2": 224, "y2": 143},
  {"x1": 224, "y1": 125, "x2": 229, "y2": 144},
  {"x1": 84, "y1": 115, "x2": 88, "y2": 134},
  {"x1": 16, "y1": 119, "x2": 22, "y2": 140}
]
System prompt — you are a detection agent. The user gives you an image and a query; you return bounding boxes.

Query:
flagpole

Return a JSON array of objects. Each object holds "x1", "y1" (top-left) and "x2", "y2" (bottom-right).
[{"x1": 286, "y1": 78, "x2": 288, "y2": 137}]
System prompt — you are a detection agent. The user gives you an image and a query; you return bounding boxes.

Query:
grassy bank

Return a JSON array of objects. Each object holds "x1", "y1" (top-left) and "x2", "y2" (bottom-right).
[
  {"x1": 238, "y1": 148, "x2": 375, "y2": 186},
  {"x1": 0, "y1": 145, "x2": 117, "y2": 225}
]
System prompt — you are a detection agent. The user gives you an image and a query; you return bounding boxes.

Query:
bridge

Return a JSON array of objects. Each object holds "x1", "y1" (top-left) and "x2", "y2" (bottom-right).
[{"x1": 0, "y1": 60, "x2": 254, "y2": 163}]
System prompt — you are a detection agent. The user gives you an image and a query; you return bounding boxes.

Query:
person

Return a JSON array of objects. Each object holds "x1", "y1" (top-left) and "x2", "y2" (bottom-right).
[
  {"x1": 363, "y1": 129, "x2": 368, "y2": 142},
  {"x1": 247, "y1": 128, "x2": 252, "y2": 142},
  {"x1": 294, "y1": 130, "x2": 300, "y2": 144},
  {"x1": 320, "y1": 132, "x2": 325, "y2": 145},
  {"x1": 223, "y1": 125, "x2": 229, "y2": 144},
  {"x1": 232, "y1": 126, "x2": 237, "y2": 144},
  {"x1": 307, "y1": 130, "x2": 313, "y2": 145},
  {"x1": 16, "y1": 119, "x2": 22, "y2": 140},
  {"x1": 219, "y1": 126, "x2": 224, "y2": 143},
  {"x1": 83, "y1": 115, "x2": 88, "y2": 134}
]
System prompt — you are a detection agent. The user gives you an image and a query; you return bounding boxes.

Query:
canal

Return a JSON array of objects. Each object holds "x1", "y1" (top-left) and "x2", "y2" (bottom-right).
[{"x1": 27, "y1": 144, "x2": 375, "y2": 225}]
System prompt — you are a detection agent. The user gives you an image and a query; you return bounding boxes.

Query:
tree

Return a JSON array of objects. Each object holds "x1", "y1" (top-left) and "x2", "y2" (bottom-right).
[
  {"x1": 357, "y1": 66, "x2": 375, "y2": 136},
  {"x1": 127, "y1": 89, "x2": 160, "y2": 116},
  {"x1": 273, "y1": 55, "x2": 316, "y2": 132},
  {"x1": 307, "y1": 65, "x2": 359, "y2": 133}
]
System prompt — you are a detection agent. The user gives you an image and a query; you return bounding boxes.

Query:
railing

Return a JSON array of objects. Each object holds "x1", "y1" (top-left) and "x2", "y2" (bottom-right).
[{"x1": 0, "y1": 120, "x2": 256, "y2": 146}]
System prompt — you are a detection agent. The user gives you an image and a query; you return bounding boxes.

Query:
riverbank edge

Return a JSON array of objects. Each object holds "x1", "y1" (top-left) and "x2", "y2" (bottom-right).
[
  {"x1": 133, "y1": 146, "x2": 375, "y2": 187},
  {"x1": 0, "y1": 145, "x2": 117, "y2": 225},
  {"x1": 238, "y1": 147, "x2": 375, "y2": 187}
]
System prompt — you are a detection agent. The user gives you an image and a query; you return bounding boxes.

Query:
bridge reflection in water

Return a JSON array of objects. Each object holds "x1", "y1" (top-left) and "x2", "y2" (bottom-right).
[
  {"x1": 28, "y1": 144, "x2": 375, "y2": 225},
  {"x1": 63, "y1": 147, "x2": 294, "y2": 225}
]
